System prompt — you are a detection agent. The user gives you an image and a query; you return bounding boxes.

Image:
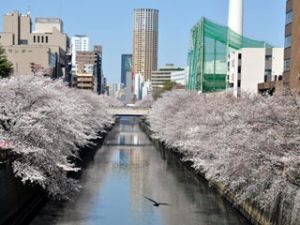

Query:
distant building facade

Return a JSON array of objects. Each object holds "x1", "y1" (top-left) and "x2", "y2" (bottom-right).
[
  {"x1": 71, "y1": 35, "x2": 89, "y2": 68},
  {"x1": 187, "y1": 17, "x2": 270, "y2": 93},
  {"x1": 170, "y1": 68, "x2": 188, "y2": 86},
  {"x1": 0, "y1": 11, "x2": 69, "y2": 78},
  {"x1": 121, "y1": 54, "x2": 132, "y2": 87},
  {"x1": 228, "y1": 48, "x2": 284, "y2": 96},
  {"x1": 74, "y1": 73, "x2": 93, "y2": 90},
  {"x1": 132, "y1": 8, "x2": 159, "y2": 81},
  {"x1": 73, "y1": 45, "x2": 103, "y2": 93},
  {"x1": 151, "y1": 64, "x2": 184, "y2": 92},
  {"x1": 283, "y1": 0, "x2": 300, "y2": 92},
  {"x1": 134, "y1": 73, "x2": 151, "y2": 100}
]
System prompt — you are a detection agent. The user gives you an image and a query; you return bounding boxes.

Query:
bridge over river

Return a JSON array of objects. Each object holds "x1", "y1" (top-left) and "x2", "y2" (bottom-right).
[{"x1": 108, "y1": 106, "x2": 150, "y2": 116}]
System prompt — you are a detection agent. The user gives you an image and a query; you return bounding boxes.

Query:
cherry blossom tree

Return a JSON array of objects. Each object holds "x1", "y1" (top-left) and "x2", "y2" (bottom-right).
[
  {"x1": 101, "y1": 95, "x2": 124, "y2": 107},
  {"x1": 135, "y1": 94, "x2": 154, "y2": 108},
  {"x1": 148, "y1": 90, "x2": 300, "y2": 224},
  {"x1": 0, "y1": 75, "x2": 114, "y2": 199}
]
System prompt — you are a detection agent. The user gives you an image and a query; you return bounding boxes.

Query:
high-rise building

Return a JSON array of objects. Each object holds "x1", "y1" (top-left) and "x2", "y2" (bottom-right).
[
  {"x1": 71, "y1": 35, "x2": 89, "y2": 67},
  {"x1": 132, "y1": 8, "x2": 159, "y2": 81},
  {"x1": 121, "y1": 54, "x2": 132, "y2": 86},
  {"x1": 283, "y1": 0, "x2": 300, "y2": 92},
  {"x1": 0, "y1": 11, "x2": 69, "y2": 78}
]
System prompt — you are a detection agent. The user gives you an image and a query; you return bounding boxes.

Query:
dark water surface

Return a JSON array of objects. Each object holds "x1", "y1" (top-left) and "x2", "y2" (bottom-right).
[{"x1": 30, "y1": 116, "x2": 251, "y2": 225}]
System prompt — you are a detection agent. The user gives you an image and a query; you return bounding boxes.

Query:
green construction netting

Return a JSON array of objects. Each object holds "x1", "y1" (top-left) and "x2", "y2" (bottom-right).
[{"x1": 187, "y1": 17, "x2": 272, "y2": 92}]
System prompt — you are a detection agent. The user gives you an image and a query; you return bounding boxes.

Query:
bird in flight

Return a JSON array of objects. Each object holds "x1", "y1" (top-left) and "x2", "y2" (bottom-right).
[{"x1": 144, "y1": 196, "x2": 171, "y2": 207}]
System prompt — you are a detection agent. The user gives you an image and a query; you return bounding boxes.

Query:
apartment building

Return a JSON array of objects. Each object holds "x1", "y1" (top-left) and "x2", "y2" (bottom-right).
[
  {"x1": 228, "y1": 48, "x2": 283, "y2": 96},
  {"x1": 71, "y1": 35, "x2": 89, "y2": 67},
  {"x1": 73, "y1": 45, "x2": 103, "y2": 93}
]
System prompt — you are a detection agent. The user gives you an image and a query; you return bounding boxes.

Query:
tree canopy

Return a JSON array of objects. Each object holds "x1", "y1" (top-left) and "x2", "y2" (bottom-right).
[
  {"x1": 0, "y1": 46, "x2": 13, "y2": 78},
  {"x1": 148, "y1": 90, "x2": 300, "y2": 223},
  {"x1": 0, "y1": 75, "x2": 114, "y2": 199}
]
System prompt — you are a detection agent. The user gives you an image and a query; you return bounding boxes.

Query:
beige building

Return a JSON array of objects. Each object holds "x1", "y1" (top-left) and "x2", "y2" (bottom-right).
[
  {"x1": 73, "y1": 46, "x2": 103, "y2": 93},
  {"x1": 73, "y1": 73, "x2": 94, "y2": 90},
  {"x1": 0, "y1": 11, "x2": 68, "y2": 77},
  {"x1": 132, "y1": 8, "x2": 159, "y2": 81}
]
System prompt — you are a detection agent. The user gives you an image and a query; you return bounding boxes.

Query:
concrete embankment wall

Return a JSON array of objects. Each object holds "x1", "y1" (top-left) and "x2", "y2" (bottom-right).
[
  {"x1": 139, "y1": 120, "x2": 300, "y2": 225},
  {"x1": 0, "y1": 163, "x2": 46, "y2": 225}
]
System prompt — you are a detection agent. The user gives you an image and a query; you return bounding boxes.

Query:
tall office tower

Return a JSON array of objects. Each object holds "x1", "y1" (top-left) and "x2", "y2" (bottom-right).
[
  {"x1": 121, "y1": 54, "x2": 132, "y2": 86},
  {"x1": 228, "y1": 0, "x2": 244, "y2": 35},
  {"x1": 283, "y1": 0, "x2": 300, "y2": 91},
  {"x1": 132, "y1": 8, "x2": 159, "y2": 81},
  {"x1": 71, "y1": 35, "x2": 89, "y2": 66}
]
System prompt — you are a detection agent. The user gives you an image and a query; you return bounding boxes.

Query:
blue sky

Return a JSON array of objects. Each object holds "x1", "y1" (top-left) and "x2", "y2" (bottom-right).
[{"x1": 0, "y1": 0, "x2": 286, "y2": 84}]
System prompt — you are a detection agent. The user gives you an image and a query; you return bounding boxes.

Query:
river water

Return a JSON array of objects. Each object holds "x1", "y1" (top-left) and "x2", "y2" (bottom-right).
[{"x1": 30, "y1": 116, "x2": 251, "y2": 225}]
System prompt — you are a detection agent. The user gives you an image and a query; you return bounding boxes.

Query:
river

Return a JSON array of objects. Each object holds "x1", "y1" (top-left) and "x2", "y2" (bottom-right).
[{"x1": 29, "y1": 116, "x2": 251, "y2": 225}]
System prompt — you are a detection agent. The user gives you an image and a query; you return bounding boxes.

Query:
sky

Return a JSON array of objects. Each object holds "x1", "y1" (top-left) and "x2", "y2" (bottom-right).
[{"x1": 0, "y1": 0, "x2": 286, "y2": 84}]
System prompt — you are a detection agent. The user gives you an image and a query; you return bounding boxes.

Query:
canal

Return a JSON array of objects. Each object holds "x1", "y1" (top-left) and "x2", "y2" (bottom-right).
[{"x1": 29, "y1": 116, "x2": 251, "y2": 225}]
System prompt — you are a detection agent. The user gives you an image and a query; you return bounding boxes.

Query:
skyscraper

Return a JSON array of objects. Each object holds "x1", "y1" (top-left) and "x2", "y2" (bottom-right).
[
  {"x1": 121, "y1": 54, "x2": 132, "y2": 86},
  {"x1": 132, "y1": 8, "x2": 159, "y2": 81}
]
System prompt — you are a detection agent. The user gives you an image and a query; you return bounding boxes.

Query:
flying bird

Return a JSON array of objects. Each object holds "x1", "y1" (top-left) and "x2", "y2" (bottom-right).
[{"x1": 144, "y1": 196, "x2": 170, "y2": 207}]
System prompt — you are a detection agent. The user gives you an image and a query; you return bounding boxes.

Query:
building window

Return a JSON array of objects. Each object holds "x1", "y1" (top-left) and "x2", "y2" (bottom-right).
[
  {"x1": 265, "y1": 55, "x2": 272, "y2": 60},
  {"x1": 285, "y1": 35, "x2": 292, "y2": 48},
  {"x1": 286, "y1": 11, "x2": 293, "y2": 25},
  {"x1": 33, "y1": 36, "x2": 36, "y2": 43},
  {"x1": 238, "y1": 66, "x2": 241, "y2": 74},
  {"x1": 284, "y1": 59, "x2": 291, "y2": 72},
  {"x1": 37, "y1": 36, "x2": 40, "y2": 43},
  {"x1": 45, "y1": 36, "x2": 48, "y2": 43},
  {"x1": 41, "y1": 36, "x2": 44, "y2": 43}
]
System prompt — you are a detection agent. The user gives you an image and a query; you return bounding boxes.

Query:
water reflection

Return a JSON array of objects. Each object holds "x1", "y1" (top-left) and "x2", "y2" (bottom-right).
[{"x1": 30, "y1": 116, "x2": 251, "y2": 225}]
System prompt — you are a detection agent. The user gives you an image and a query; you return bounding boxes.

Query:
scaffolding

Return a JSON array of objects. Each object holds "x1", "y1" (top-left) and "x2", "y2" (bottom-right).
[{"x1": 187, "y1": 17, "x2": 271, "y2": 92}]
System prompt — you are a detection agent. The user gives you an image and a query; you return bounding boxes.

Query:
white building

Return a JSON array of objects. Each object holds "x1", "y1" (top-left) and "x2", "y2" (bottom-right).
[
  {"x1": 71, "y1": 35, "x2": 89, "y2": 68},
  {"x1": 170, "y1": 69, "x2": 187, "y2": 86},
  {"x1": 228, "y1": 48, "x2": 284, "y2": 96},
  {"x1": 151, "y1": 64, "x2": 184, "y2": 92},
  {"x1": 134, "y1": 73, "x2": 151, "y2": 100}
]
